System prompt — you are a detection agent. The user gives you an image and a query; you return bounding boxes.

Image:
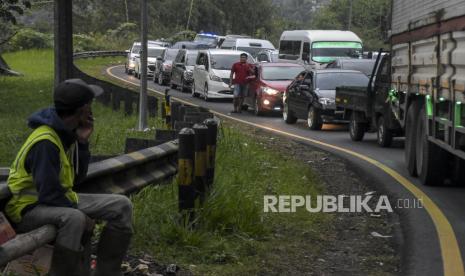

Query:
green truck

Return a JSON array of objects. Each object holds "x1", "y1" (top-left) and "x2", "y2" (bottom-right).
[{"x1": 336, "y1": 0, "x2": 465, "y2": 186}]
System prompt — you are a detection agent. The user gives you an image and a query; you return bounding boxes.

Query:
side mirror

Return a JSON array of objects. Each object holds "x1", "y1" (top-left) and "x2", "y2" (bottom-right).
[
  {"x1": 197, "y1": 65, "x2": 206, "y2": 71},
  {"x1": 156, "y1": 56, "x2": 163, "y2": 61}
]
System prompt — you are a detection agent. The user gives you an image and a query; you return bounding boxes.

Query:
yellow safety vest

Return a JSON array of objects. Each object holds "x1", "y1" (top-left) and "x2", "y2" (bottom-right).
[{"x1": 5, "y1": 125, "x2": 78, "y2": 223}]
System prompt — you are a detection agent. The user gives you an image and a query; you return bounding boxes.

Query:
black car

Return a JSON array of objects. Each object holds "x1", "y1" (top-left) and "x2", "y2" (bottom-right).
[
  {"x1": 154, "y1": 48, "x2": 179, "y2": 85},
  {"x1": 170, "y1": 49, "x2": 199, "y2": 93},
  {"x1": 282, "y1": 69, "x2": 369, "y2": 130},
  {"x1": 325, "y1": 58, "x2": 377, "y2": 77}
]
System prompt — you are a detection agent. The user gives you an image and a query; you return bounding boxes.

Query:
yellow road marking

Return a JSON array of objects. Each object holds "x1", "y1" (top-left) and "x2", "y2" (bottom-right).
[{"x1": 106, "y1": 65, "x2": 464, "y2": 276}]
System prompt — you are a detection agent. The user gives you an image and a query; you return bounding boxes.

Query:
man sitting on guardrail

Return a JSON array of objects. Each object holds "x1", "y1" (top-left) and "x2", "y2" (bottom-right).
[{"x1": 4, "y1": 79, "x2": 133, "y2": 276}]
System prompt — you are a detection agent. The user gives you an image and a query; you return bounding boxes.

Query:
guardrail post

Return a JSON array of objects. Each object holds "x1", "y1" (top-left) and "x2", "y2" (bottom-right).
[
  {"x1": 177, "y1": 128, "x2": 196, "y2": 222},
  {"x1": 204, "y1": 118, "x2": 218, "y2": 190},
  {"x1": 193, "y1": 124, "x2": 208, "y2": 204}
]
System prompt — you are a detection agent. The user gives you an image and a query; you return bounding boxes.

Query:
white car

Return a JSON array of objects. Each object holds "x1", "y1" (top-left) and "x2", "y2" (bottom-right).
[
  {"x1": 192, "y1": 49, "x2": 254, "y2": 101},
  {"x1": 125, "y1": 42, "x2": 141, "y2": 74},
  {"x1": 134, "y1": 46, "x2": 166, "y2": 79}
]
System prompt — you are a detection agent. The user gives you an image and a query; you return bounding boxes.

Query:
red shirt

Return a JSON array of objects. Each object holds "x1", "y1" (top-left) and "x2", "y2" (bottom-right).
[{"x1": 231, "y1": 62, "x2": 253, "y2": 85}]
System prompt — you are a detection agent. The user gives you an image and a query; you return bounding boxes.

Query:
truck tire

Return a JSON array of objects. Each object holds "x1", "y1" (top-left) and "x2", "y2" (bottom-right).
[
  {"x1": 349, "y1": 112, "x2": 365, "y2": 141},
  {"x1": 377, "y1": 116, "x2": 393, "y2": 147},
  {"x1": 283, "y1": 101, "x2": 297, "y2": 124},
  {"x1": 416, "y1": 106, "x2": 446, "y2": 186},
  {"x1": 452, "y1": 157, "x2": 465, "y2": 186},
  {"x1": 405, "y1": 101, "x2": 420, "y2": 176},
  {"x1": 307, "y1": 106, "x2": 323, "y2": 130}
]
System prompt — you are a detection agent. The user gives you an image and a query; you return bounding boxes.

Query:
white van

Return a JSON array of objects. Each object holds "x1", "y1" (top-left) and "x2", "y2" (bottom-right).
[
  {"x1": 220, "y1": 38, "x2": 275, "y2": 58},
  {"x1": 278, "y1": 30, "x2": 363, "y2": 68}
]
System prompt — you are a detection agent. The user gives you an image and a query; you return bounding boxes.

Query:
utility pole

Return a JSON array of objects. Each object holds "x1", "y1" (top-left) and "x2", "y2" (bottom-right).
[
  {"x1": 348, "y1": 0, "x2": 353, "y2": 30},
  {"x1": 186, "y1": 0, "x2": 194, "y2": 31},
  {"x1": 124, "y1": 0, "x2": 129, "y2": 23},
  {"x1": 138, "y1": 0, "x2": 148, "y2": 130}
]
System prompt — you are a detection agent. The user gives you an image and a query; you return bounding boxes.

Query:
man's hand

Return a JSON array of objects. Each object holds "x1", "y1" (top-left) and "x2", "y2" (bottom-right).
[{"x1": 76, "y1": 116, "x2": 94, "y2": 143}]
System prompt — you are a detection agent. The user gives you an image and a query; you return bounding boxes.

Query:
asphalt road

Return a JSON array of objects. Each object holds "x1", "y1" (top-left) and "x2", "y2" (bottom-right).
[{"x1": 108, "y1": 65, "x2": 465, "y2": 276}]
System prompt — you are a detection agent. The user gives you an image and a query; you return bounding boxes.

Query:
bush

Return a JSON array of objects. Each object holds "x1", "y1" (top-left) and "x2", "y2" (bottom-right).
[
  {"x1": 73, "y1": 33, "x2": 100, "y2": 52},
  {"x1": 8, "y1": 28, "x2": 52, "y2": 51}
]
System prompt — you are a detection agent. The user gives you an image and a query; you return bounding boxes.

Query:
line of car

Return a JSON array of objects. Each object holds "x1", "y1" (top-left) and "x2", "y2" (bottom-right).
[{"x1": 125, "y1": 30, "x2": 377, "y2": 134}]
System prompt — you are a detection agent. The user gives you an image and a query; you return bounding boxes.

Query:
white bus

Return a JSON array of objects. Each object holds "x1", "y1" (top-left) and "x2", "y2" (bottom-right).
[{"x1": 279, "y1": 30, "x2": 363, "y2": 68}]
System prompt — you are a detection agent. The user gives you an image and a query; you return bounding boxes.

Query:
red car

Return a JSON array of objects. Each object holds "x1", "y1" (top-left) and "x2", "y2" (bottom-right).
[{"x1": 244, "y1": 63, "x2": 305, "y2": 115}]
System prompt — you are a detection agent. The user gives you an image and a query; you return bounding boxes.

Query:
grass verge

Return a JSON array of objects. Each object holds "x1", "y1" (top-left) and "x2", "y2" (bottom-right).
[
  {"x1": 0, "y1": 49, "x2": 329, "y2": 275},
  {"x1": 0, "y1": 49, "x2": 162, "y2": 165}
]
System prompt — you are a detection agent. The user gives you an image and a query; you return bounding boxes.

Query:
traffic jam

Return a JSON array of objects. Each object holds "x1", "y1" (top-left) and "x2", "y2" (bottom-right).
[{"x1": 124, "y1": 16, "x2": 465, "y2": 188}]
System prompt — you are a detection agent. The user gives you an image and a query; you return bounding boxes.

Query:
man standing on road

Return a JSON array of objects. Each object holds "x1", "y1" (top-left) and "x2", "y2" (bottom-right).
[
  {"x1": 229, "y1": 53, "x2": 254, "y2": 113},
  {"x1": 5, "y1": 79, "x2": 133, "y2": 276}
]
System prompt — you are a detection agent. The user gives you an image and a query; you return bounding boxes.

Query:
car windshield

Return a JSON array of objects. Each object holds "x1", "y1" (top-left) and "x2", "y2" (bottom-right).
[
  {"x1": 186, "y1": 53, "x2": 198, "y2": 66},
  {"x1": 262, "y1": 66, "x2": 304, "y2": 81},
  {"x1": 210, "y1": 54, "x2": 253, "y2": 70},
  {"x1": 131, "y1": 45, "x2": 140, "y2": 54},
  {"x1": 148, "y1": 48, "x2": 164, "y2": 58},
  {"x1": 237, "y1": 47, "x2": 273, "y2": 58},
  {"x1": 164, "y1": 49, "x2": 179, "y2": 60},
  {"x1": 312, "y1": 42, "x2": 362, "y2": 63},
  {"x1": 194, "y1": 35, "x2": 217, "y2": 45},
  {"x1": 316, "y1": 72, "x2": 369, "y2": 90}
]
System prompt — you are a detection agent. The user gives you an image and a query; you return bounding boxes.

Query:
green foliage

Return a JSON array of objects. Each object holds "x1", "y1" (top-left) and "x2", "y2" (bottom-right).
[
  {"x1": 7, "y1": 27, "x2": 52, "y2": 50},
  {"x1": 106, "y1": 22, "x2": 138, "y2": 40},
  {"x1": 0, "y1": 0, "x2": 31, "y2": 25},
  {"x1": 167, "y1": 30, "x2": 197, "y2": 44},
  {"x1": 131, "y1": 126, "x2": 326, "y2": 272}
]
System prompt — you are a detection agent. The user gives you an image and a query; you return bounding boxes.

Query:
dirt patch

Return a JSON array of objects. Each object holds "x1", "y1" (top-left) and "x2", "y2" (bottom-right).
[{"x1": 221, "y1": 120, "x2": 401, "y2": 275}]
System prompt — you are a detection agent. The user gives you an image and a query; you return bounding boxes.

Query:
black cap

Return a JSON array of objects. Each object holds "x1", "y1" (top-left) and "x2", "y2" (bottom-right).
[
  {"x1": 54, "y1": 79, "x2": 103, "y2": 111},
  {"x1": 240, "y1": 53, "x2": 248, "y2": 58}
]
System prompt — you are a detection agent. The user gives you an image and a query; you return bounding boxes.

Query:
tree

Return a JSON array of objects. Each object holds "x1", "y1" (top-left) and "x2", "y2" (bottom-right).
[{"x1": 0, "y1": 0, "x2": 32, "y2": 46}]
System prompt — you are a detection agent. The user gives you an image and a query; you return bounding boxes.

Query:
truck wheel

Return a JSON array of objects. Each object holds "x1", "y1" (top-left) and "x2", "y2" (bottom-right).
[
  {"x1": 307, "y1": 106, "x2": 323, "y2": 130},
  {"x1": 416, "y1": 106, "x2": 446, "y2": 186},
  {"x1": 349, "y1": 112, "x2": 365, "y2": 141},
  {"x1": 405, "y1": 101, "x2": 420, "y2": 176},
  {"x1": 377, "y1": 116, "x2": 393, "y2": 147},
  {"x1": 452, "y1": 157, "x2": 465, "y2": 186},
  {"x1": 283, "y1": 101, "x2": 297, "y2": 124}
]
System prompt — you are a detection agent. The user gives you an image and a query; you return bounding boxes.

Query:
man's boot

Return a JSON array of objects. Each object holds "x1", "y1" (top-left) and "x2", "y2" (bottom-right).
[
  {"x1": 94, "y1": 227, "x2": 132, "y2": 276},
  {"x1": 74, "y1": 229, "x2": 94, "y2": 276},
  {"x1": 49, "y1": 244, "x2": 82, "y2": 276}
]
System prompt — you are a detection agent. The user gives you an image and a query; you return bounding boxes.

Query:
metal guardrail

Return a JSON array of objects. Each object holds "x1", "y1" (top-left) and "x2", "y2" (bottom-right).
[
  {"x1": 72, "y1": 50, "x2": 128, "y2": 59},
  {"x1": 0, "y1": 140, "x2": 178, "y2": 266}
]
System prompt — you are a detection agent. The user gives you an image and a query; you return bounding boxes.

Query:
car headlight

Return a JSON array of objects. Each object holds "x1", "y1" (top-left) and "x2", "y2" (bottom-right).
[
  {"x1": 318, "y1": 98, "x2": 335, "y2": 106},
  {"x1": 209, "y1": 73, "x2": 222, "y2": 82},
  {"x1": 262, "y1": 87, "x2": 280, "y2": 95}
]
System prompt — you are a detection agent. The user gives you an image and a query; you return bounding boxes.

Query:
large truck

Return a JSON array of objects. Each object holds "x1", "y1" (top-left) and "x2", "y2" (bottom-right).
[{"x1": 337, "y1": 0, "x2": 465, "y2": 186}]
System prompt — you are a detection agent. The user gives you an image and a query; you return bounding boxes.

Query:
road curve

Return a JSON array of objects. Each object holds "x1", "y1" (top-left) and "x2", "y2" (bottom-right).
[{"x1": 107, "y1": 65, "x2": 465, "y2": 276}]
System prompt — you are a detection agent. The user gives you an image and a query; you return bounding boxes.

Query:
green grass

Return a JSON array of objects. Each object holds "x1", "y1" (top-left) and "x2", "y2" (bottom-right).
[
  {"x1": 0, "y1": 49, "x2": 329, "y2": 275},
  {"x1": 130, "y1": 127, "x2": 329, "y2": 275},
  {"x1": 0, "y1": 49, "x2": 162, "y2": 165}
]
